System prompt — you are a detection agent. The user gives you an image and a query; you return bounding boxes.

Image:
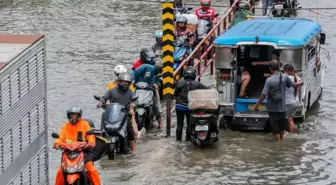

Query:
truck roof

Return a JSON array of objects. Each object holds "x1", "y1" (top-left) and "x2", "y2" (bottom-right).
[
  {"x1": 214, "y1": 18, "x2": 322, "y2": 47},
  {"x1": 0, "y1": 35, "x2": 43, "y2": 70}
]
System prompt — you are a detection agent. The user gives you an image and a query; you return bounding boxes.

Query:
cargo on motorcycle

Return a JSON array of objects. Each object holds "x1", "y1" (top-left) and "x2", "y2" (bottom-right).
[{"x1": 188, "y1": 89, "x2": 220, "y2": 147}]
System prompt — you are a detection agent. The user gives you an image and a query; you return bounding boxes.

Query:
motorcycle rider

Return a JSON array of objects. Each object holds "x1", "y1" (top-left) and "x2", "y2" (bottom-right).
[
  {"x1": 54, "y1": 107, "x2": 101, "y2": 185},
  {"x1": 174, "y1": 66, "x2": 208, "y2": 141},
  {"x1": 132, "y1": 48, "x2": 156, "y2": 70},
  {"x1": 100, "y1": 73, "x2": 138, "y2": 153},
  {"x1": 130, "y1": 63, "x2": 163, "y2": 129},
  {"x1": 152, "y1": 30, "x2": 163, "y2": 62},
  {"x1": 107, "y1": 65, "x2": 135, "y2": 91},
  {"x1": 194, "y1": 0, "x2": 217, "y2": 24},
  {"x1": 231, "y1": 1, "x2": 255, "y2": 28},
  {"x1": 174, "y1": 0, "x2": 188, "y2": 11},
  {"x1": 175, "y1": 15, "x2": 194, "y2": 66}
]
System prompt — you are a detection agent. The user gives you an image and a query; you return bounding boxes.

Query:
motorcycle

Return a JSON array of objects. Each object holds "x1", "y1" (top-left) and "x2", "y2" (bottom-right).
[
  {"x1": 271, "y1": 1, "x2": 291, "y2": 17},
  {"x1": 173, "y1": 40, "x2": 192, "y2": 81},
  {"x1": 188, "y1": 89, "x2": 219, "y2": 147},
  {"x1": 190, "y1": 110, "x2": 219, "y2": 147},
  {"x1": 196, "y1": 13, "x2": 219, "y2": 44},
  {"x1": 174, "y1": 6, "x2": 193, "y2": 21},
  {"x1": 93, "y1": 95, "x2": 138, "y2": 160},
  {"x1": 51, "y1": 129, "x2": 95, "y2": 185},
  {"x1": 84, "y1": 119, "x2": 114, "y2": 162},
  {"x1": 134, "y1": 82, "x2": 155, "y2": 130},
  {"x1": 196, "y1": 18, "x2": 212, "y2": 44}
]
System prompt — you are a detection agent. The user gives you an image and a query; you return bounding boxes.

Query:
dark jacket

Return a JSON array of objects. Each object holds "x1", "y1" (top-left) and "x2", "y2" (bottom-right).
[{"x1": 174, "y1": 79, "x2": 208, "y2": 108}]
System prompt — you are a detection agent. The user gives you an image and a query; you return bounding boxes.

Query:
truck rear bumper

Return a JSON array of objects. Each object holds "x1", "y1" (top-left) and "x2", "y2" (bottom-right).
[{"x1": 232, "y1": 112, "x2": 269, "y2": 131}]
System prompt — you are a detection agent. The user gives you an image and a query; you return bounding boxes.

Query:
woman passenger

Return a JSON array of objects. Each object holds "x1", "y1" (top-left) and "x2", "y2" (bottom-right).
[{"x1": 283, "y1": 64, "x2": 301, "y2": 133}]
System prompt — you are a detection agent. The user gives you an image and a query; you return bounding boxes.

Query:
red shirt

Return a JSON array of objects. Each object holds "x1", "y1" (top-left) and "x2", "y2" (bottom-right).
[
  {"x1": 132, "y1": 59, "x2": 142, "y2": 70},
  {"x1": 194, "y1": 7, "x2": 217, "y2": 22}
]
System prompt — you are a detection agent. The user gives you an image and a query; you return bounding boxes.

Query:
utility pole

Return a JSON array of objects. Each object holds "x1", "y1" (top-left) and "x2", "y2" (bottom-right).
[{"x1": 161, "y1": 0, "x2": 174, "y2": 137}]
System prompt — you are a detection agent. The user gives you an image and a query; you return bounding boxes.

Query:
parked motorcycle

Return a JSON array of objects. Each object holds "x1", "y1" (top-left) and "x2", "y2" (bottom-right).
[
  {"x1": 93, "y1": 95, "x2": 138, "y2": 160},
  {"x1": 190, "y1": 110, "x2": 219, "y2": 147},
  {"x1": 51, "y1": 129, "x2": 95, "y2": 185},
  {"x1": 134, "y1": 82, "x2": 155, "y2": 130}
]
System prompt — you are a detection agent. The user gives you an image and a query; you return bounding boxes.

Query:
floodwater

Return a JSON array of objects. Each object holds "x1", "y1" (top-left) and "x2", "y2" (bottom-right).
[{"x1": 0, "y1": 0, "x2": 335, "y2": 184}]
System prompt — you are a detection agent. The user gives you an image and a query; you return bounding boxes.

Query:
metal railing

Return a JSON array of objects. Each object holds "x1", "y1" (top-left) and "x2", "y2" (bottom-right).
[{"x1": 171, "y1": 0, "x2": 242, "y2": 113}]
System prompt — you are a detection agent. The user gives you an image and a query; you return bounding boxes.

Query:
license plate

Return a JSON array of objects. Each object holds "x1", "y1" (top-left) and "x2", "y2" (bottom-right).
[
  {"x1": 247, "y1": 104, "x2": 267, "y2": 111},
  {"x1": 195, "y1": 125, "x2": 208, "y2": 131},
  {"x1": 274, "y1": 4, "x2": 283, "y2": 10}
]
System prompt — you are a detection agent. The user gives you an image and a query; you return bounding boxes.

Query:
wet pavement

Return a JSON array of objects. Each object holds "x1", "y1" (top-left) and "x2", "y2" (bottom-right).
[{"x1": 0, "y1": 0, "x2": 335, "y2": 184}]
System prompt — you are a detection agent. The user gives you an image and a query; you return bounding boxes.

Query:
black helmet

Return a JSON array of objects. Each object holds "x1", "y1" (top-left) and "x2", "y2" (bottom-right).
[
  {"x1": 140, "y1": 48, "x2": 155, "y2": 65},
  {"x1": 66, "y1": 106, "x2": 82, "y2": 124},
  {"x1": 183, "y1": 66, "x2": 197, "y2": 80},
  {"x1": 155, "y1": 63, "x2": 163, "y2": 75},
  {"x1": 117, "y1": 73, "x2": 132, "y2": 91}
]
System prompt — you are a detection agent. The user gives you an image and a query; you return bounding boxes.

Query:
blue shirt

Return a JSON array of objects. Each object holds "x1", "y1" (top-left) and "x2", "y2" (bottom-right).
[{"x1": 130, "y1": 64, "x2": 157, "y2": 85}]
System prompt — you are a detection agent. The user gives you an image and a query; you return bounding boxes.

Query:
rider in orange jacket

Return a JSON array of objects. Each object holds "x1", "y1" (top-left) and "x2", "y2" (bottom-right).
[{"x1": 54, "y1": 106, "x2": 101, "y2": 185}]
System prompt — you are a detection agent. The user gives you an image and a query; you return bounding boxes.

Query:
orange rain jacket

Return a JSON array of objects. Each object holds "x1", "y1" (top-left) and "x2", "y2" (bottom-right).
[{"x1": 54, "y1": 118, "x2": 95, "y2": 147}]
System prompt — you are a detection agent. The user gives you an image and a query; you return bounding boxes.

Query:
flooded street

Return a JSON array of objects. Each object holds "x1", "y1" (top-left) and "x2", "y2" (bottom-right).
[{"x1": 0, "y1": 0, "x2": 335, "y2": 184}]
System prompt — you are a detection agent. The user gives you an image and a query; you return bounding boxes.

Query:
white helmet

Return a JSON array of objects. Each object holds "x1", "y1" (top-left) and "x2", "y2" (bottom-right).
[{"x1": 113, "y1": 65, "x2": 127, "y2": 77}]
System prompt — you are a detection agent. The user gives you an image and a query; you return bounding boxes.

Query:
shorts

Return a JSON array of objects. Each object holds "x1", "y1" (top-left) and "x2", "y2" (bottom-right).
[
  {"x1": 268, "y1": 112, "x2": 286, "y2": 134},
  {"x1": 286, "y1": 103, "x2": 298, "y2": 118},
  {"x1": 127, "y1": 119, "x2": 135, "y2": 141}
]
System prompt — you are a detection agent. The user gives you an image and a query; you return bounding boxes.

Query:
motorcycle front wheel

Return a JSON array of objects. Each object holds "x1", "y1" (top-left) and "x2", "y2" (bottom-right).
[
  {"x1": 137, "y1": 114, "x2": 145, "y2": 130},
  {"x1": 106, "y1": 143, "x2": 115, "y2": 160}
]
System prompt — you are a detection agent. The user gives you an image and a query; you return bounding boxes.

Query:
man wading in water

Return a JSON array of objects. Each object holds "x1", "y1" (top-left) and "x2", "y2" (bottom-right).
[{"x1": 254, "y1": 60, "x2": 303, "y2": 142}]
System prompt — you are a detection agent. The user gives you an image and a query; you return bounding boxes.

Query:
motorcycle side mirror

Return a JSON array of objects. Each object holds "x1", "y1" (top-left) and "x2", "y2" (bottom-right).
[
  {"x1": 51, "y1": 133, "x2": 59, "y2": 139},
  {"x1": 215, "y1": 13, "x2": 219, "y2": 17},
  {"x1": 320, "y1": 33, "x2": 326, "y2": 45},
  {"x1": 132, "y1": 96, "x2": 139, "y2": 102},
  {"x1": 93, "y1": 95, "x2": 101, "y2": 101},
  {"x1": 188, "y1": 7, "x2": 193, "y2": 10},
  {"x1": 86, "y1": 129, "x2": 95, "y2": 135}
]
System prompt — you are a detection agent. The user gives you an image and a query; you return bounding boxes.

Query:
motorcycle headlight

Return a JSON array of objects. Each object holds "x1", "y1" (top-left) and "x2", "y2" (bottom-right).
[
  {"x1": 67, "y1": 166, "x2": 77, "y2": 173},
  {"x1": 178, "y1": 55, "x2": 184, "y2": 61},
  {"x1": 66, "y1": 161, "x2": 85, "y2": 173}
]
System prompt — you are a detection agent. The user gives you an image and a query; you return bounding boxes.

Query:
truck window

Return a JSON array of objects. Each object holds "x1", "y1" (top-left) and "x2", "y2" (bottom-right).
[
  {"x1": 280, "y1": 49, "x2": 303, "y2": 70},
  {"x1": 307, "y1": 37, "x2": 318, "y2": 62}
]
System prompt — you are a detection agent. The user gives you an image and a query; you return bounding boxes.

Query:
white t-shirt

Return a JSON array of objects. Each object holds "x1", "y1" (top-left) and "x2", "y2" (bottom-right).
[{"x1": 285, "y1": 75, "x2": 301, "y2": 105}]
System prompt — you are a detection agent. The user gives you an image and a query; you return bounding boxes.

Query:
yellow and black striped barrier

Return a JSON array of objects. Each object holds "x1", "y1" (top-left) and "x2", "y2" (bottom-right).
[{"x1": 162, "y1": 0, "x2": 174, "y2": 137}]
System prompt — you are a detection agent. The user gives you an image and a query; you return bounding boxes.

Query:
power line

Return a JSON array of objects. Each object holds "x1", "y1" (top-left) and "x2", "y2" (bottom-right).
[{"x1": 129, "y1": 0, "x2": 336, "y2": 10}]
